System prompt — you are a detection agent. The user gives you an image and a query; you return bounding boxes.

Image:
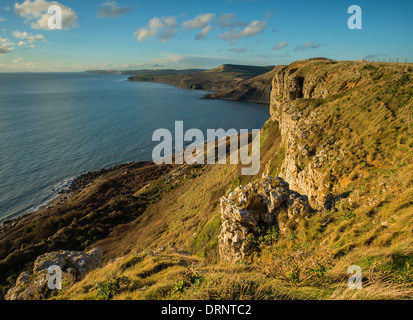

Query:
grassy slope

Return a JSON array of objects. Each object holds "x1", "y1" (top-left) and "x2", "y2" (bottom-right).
[
  {"x1": 2, "y1": 59, "x2": 412, "y2": 300},
  {"x1": 57, "y1": 60, "x2": 412, "y2": 300}
]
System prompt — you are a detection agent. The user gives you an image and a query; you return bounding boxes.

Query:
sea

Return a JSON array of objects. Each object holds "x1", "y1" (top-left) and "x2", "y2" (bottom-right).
[{"x1": 0, "y1": 72, "x2": 270, "y2": 221}]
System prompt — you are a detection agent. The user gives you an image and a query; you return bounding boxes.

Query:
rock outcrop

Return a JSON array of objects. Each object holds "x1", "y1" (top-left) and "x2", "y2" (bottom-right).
[
  {"x1": 5, "y1": 248, "x2": 102, "y2": 300},
  {"x1": 219, "y1": 177, "x2": 311, "y2": 262}
]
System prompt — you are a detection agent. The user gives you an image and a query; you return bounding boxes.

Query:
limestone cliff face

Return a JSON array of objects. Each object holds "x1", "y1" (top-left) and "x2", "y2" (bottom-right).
[
  {"x1": 270, "y1": 100, "x2": 328, "y2": 209},
  {"x1": 269, "y1": 58, "x2": 363, "y2": 209},
  {"x1": 218, "y1": 58, "x2": 372, "y2": 262}
]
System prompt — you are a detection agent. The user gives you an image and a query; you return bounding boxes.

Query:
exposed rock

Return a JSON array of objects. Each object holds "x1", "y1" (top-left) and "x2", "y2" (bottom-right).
[
  {"x1": 5, "y1": 248, "x2": 102, "y2": 300},
  {"x1": 268, "y1": 58, "x2": 357, "y2": 209},
  {"x1": 218, "y1": 177, "x2": 311, "y2": 263}
]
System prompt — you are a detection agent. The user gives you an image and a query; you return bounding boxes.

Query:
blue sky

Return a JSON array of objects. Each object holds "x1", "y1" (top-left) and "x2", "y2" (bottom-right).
[{"x1": 0, "y1": 0, "x2": 412, "y2": 71}]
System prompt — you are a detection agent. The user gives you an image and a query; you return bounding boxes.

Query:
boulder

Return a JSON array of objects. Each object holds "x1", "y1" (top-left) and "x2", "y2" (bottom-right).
[
  {"x1": 5, "y1": 248, "x2": 102, "y2": 300},
  {"x1": 218, "y1": 177, "x2": 311, "y2": 263}
]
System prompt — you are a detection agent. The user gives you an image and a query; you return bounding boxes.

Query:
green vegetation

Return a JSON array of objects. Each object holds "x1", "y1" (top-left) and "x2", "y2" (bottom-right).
[
  {"x1": 267, "y1": 144, "x2": 286, "y2": 176},
  {"x1": 2, "y1": 59, "x2": 412, "y2": 300},
  {"x1": 191, "y1": 215, "x2": 221, "y2": 259},
  {"x1": 97, "y1": 276, "x2": 131, "y2": 300},
  {"x1": 174, "y1": 267, "x2": 204, "y2": 293}
]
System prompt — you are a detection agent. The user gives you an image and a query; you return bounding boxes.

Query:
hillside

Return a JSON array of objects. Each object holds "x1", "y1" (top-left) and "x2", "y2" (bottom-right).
[
  {"x1": 203, "y1": 65, "x2": 283, "y2": 104},
  {"x1": 1, "y1": 58, "x2": 412, "y2": 300},
  {"x1": 127, "y1": 64, "x2": 274, "y2": 91}
]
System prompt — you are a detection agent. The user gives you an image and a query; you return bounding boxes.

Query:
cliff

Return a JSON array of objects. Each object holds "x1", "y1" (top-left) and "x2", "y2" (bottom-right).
[
  {"x1": 203, "y1": 66, "x2": 283, "y2": 105},
  {"x1": 268, "y1": 58, "x2": 412, "y2": 212},
  {"x1": 2, "y1": 58, "x2": 413, "y2": 300},
  {"x1": 218, "y1": 58, "x2": 412, "y2": 274}
]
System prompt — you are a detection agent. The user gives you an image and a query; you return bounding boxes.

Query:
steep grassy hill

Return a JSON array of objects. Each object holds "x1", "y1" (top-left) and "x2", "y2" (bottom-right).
[{"x1": 1, "y1": 58, "x2": 412, "y2": 300}]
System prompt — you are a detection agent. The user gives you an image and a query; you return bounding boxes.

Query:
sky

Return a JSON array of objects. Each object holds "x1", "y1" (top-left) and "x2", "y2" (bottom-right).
[{"x1": 0, "y1": 0, "x2": 412, "y2": 72}]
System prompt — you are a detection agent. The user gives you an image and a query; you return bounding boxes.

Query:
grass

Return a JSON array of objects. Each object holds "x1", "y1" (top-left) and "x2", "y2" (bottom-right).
[
  {"x1": 54, "y1": 246, "x2": 413, "y2": 300},
  {"x1": 190, "y1": 215, "x2": 221, "y2": 259},
  {"x1": 3, "y1": 59, "x2": 413, "y2": 300}
]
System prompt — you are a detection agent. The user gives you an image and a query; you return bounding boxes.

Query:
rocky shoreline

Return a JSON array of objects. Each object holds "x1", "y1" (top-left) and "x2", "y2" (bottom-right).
[{"x1": 0, "y1": 161, "x2": 145, "y2": 233}]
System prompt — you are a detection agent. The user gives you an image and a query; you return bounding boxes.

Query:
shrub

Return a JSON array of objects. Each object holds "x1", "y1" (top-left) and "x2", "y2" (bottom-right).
[
  {"x1": 97, "y1": 276, "x2": 131, "y2": 300},
  {"x1": 336, "y1": 200, "x2": 356, "y2": 221},
  {"x1": 174, "y1": 267, "x2": 203, "y2": 293}
]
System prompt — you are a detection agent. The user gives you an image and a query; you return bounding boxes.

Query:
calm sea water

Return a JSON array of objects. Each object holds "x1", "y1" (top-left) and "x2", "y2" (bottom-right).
[{"x1": 0, "y1": 73, "x2": 269, "y2": 221}]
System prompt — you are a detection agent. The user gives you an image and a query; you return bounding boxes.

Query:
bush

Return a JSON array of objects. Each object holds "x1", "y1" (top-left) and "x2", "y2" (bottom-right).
[
  {"x1": 174, "y1": 267, "x2": 203, "y2": 293},
  {"x1": 336, "y1": 200, "x2": 356, "y2": 221},
  {"x1": 97, "y1": 276, "x2": 131, "y2": 300}
]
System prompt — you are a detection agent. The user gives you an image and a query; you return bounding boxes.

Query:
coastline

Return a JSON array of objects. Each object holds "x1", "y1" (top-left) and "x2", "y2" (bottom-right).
[
  {"x1": 0, "y1": 74, "x2": 271, "y2": 234},
  {"x1": 127, "y1": 76, "x2": 272, "y2": 105},
  {"x1": 0, "y1": 161, "x2": 143, "y2": 231},
  {"x1": 125, "y1": 64, "x2": 276, "y2": 105}
]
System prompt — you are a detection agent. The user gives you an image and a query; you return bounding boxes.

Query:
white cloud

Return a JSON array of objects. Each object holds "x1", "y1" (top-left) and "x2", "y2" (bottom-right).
[
  {"x1": 0, "y1": 44, "x2": 14, "y2": 54},
  {"x1": 0, "y1": 36, "x2": 14, "y2": 55},
  {"x1": 134, "y1": 16, "x2": 178, "y2": 43},
  {"x1": 216, "y1": 13, "x2": 246, "y2": 29},
  {"x1": 295, "y1": 41, "x2": 320, "y2": 51},
  {"x1": 160, "y1": 17, "x2": 178, "y2": 42},
  {"x1": 218, "y1": 20, "x2": 267, "y2": 44},
  {"x1": 13, "y1": 30, "x2": 46, "y2": 43},
  {"x1": 195, "y1": 25, "x2": 213, "y2": 40},
  {"x1": 134, "y1": 14, "x2": 267, "y2": 44},
  {"x1": 135, "y1": 17, "x2": 163, "y2": 42},
  {"x1": 96, "y1": 1, "x2": 132, "y2": 18},
  {"x1": 13, "y1": 31, "x2": 28, "y2": 39},
  {"x1": 14, "y1": 0, "x2": 77, "y2": 30},
  {"x1": 27, "y1": 34, "x2": 45, "y2": 42},
  {"x1": 273, "y1": 41, "x2": 288, "y2": 50},
  {"x1": 18, "y1": 41, "x2": 27, "y2": 46},
  {"x1": 182, "y1": 13, "x2": 215, "y2": 30}
]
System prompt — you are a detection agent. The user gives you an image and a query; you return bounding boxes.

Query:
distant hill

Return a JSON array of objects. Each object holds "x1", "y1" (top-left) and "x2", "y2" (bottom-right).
[
  {"x1": 203, "y1": 66, "x2": 283, "y2": 104},
  {"x1": 85, "y1": 69, "x2": 205, "y2": 76},
  {"x1": 127, "y1": 64, "x2": 275, "y2": 92}
]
